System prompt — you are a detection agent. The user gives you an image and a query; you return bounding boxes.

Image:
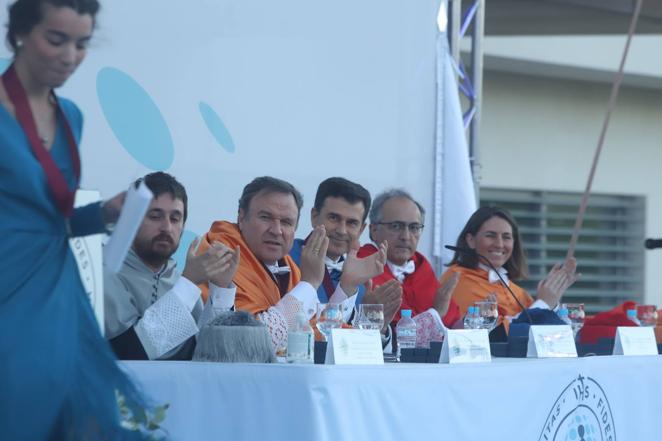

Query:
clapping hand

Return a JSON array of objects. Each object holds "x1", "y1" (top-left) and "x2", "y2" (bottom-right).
[
  {"x1": 339, "y1": 240, "x2": 387, "y2": 295},
  {"x1": 299, "y1": 225, "x2": 329, "y2": 289},
  {"x1": 536, "y1": 257, "x2": 580, "y2": 309},
  {"x1": 182, "y1": 239, "x2": 239, "y2": 286},
  {"x1": 362, "y1": 279, "x2": 403, "y2": 334},
  {"x1": 209, "y1": 244, "x2": 240, "y2": 288},
  {"x1": 432, "y1": 272, "x2": 460, "y2": 318}
]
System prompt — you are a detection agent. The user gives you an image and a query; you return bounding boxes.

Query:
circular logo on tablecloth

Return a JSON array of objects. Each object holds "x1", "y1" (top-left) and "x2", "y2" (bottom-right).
[{"x1": 539, "y1": 374, "x2": 615, "y2": 441}]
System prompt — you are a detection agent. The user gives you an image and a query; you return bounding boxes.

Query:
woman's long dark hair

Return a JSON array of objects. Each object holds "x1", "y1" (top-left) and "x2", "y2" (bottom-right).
[{"x1": 449, "y1": 206, "x2": 528, "y2": 280}]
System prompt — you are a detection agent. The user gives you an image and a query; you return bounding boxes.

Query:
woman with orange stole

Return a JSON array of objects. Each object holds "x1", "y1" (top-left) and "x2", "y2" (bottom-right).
[{"x1": 441, "y1": 206, "x2": 579, "y2": 332}]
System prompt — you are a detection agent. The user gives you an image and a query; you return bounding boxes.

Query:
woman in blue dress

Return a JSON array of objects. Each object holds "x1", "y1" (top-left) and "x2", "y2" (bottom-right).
[{"x1": 1, "y1": 1, "x2": 147, "y2": 439}]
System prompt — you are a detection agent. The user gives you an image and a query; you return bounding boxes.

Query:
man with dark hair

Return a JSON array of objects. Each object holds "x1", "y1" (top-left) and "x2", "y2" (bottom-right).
[
  {"x1": 104, "y1": 172, "x2": 240, "y2": 360},
  {"x1": 198, "y1": 176, "x2": 355, "y2": 351},
  {"x1": 359, "y1": 189, "x2": 462, "y2": 347},
  {"x1": 290, "y1": 178, "x2": 402, "y2": 335}
]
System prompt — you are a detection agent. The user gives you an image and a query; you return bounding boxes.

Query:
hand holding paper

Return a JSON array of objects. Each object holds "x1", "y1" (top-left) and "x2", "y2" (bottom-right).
[{"x1": 103, "y1": 181, "x2": 153, "y2": 273}]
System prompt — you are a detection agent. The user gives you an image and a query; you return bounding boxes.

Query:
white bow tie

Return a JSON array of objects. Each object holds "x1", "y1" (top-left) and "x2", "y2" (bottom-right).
[
  {"x1": 388, "y1": 260, "x2": 415, "y2": 282},
  {"x1": 267, "y1": 264, "x2": 291, "y2": 276},
  {"x1": 479, "y1": 263, "x2": 509, "y2": 286},
  {"x1": 324, "y1": 256, "x2": 345, "y2": 273}
]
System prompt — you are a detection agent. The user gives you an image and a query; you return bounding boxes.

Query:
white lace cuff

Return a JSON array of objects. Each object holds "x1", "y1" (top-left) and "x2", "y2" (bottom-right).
[
  {"x1": 413, "y1": 309, "x2": 447, "y2": 348},
  {"x1": 134, "y1": 290, "x2": 199, "y2": 359},
  {"x1": 257, "y1": 306, "x2": 291, "y2": 351},
  {"x1": 425, "y1": 308, "x2": 445, "y2": 329},
  {"x1": 283, "y1": 281, "x2": 318, "y2": 318}
]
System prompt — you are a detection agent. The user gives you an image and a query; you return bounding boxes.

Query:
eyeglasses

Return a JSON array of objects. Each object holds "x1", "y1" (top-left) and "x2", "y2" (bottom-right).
[{"x1": 376, "y1": 221, "x2": 424, "y2": 236}]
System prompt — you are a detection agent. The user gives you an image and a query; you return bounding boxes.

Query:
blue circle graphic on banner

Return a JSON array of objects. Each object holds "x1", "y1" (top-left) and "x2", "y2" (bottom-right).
[
  {"x1": 173, "y1": 230, "x2": 199, "y2": 270},
  {"x1": 199, "y1": 102, "x2": 236, "y2": 153},
  {"x1": 0, "y1": 58, "x2": 10, "y2": 74},
  {"x1": 96, "y1": 67, "x2": 174, "y2": 170}
]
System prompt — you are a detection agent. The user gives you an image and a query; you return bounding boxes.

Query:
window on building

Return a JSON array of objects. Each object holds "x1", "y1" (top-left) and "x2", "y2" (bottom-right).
[{"x1": 480, "y1": 188, "x2": 646, "y2": 314}]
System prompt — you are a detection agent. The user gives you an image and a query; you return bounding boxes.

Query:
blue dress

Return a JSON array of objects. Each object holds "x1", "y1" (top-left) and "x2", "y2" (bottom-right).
[{"x1": 0, "y1": 97, "x2": 146, "y2": 440}]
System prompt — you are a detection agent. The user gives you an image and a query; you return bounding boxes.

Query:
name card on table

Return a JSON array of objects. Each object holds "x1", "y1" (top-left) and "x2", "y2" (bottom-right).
[
  {"x1": 439, "y1": 329, "x2": 491, "y2": 364},
  {"x1": 613, "y1": 326, "x2": 658, "y2": 356},
  {"x1": 325, "y1": 329, "x2": 384, "y2": 365},
  {"x1": 527, "y1": 325, "x2": 577, "y2": 358}
]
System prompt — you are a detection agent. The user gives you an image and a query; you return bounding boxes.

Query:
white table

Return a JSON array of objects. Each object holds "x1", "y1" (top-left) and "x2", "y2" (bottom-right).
[{"x1": 124, "y1": 356, "x2": 662, "y2": 441}]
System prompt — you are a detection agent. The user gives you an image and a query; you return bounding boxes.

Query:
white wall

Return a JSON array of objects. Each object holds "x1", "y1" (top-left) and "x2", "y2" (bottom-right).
[
  {"x1": 0, "y1": 0, "x2": 444, "y2": 265},
  {"x1": 479, "y1": 70, "x2": 662, "y2": 305}
]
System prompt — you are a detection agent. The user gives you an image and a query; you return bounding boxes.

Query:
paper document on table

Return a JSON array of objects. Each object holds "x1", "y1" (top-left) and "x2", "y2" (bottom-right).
[
  {"x1": 325, "y1": 329, "x2": 384, "y2": 365},
  {"x1": 527, "y1": 325, "x2": 577, "y2": 358},
  {"x1": 103, "y1": 181, "x2": 153, "y2": 273},
  {"x1": 613, "y1": 326, "x2": 658, "y2": 356},
  {"x1": 439, "y1": 329, "x2": 491, "y2": 363}
]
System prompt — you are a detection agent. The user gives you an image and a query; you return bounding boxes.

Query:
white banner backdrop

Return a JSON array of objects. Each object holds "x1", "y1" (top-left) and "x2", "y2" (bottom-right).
[
  {"x1": 124, "y1": 355, "x2": 662, "y2": 441},
  {"x1": 1, "y1": 0, "x2": 444, "y2": 266}
]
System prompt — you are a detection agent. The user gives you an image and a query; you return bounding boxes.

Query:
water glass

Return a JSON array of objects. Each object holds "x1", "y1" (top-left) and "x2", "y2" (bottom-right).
[
  {"x1": 475, "y1": 300, "x2": 498, "y2": 331},
  {"x1": 355, "y1": 304, "x2": 384, "y2": 331},
  {"x1": 316, "y1": 303, "x2": 344, "y2": 342},
  {"x1": 636, "y1": 304, "x2": 658, "y2": 327},
  {"x1": 562, "y1": 303, "x2": 585, "y2": 335}
]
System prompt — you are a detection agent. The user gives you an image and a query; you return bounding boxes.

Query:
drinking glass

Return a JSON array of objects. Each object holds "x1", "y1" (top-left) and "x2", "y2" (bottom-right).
[
  {"x1": 636, "y1": 304, "x2": 658, "y2": 327},
  {"x1": 355, "y1": 304, "x2": 384, "y2": 331},
  {"x1": 316, "y1": 303, "x2": 344, "y2": 342},
  {"x1": 475, "y1": 300, "x2": 498, "y2": 331},
  {"x1": 562, "y1": 303, "x2": 585, "y2": 335}
]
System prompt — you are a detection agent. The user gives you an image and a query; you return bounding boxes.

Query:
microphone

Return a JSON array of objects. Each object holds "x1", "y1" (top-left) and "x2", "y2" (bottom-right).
[
  {"x1": 445, "y1": 245, "x2": 533, "y2": 324},
  {"x1": 645, "y1": 238, "x2": 662, "y2": 250},
  {"x1": 445, "y1": 245, "x2": 476, "y2": 255}
]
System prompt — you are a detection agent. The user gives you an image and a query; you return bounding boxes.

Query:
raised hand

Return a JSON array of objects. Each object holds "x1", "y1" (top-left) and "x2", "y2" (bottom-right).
[
  {"x1": 209, "y1": 245, "x2": 241, "y2": 288},
  {"x1": 536, "y1": 257, "x2": 580, "y2": 308},
  {"x1": 362, "y1": 279, "x2": 403, "y2": 333},
  {"x1": 299, "y1": 225, "x2": 329, "y2": 289},
  {"x1": 182, "y1": 239, "x2": 235, "y2": 285},
  {"x1": 339, "y1": 240, "x2": 387, "y2": 295},
  {"x1": 432, "y1": 272, "x2": 460, "y2": 318},
  {"x1": 101, "y1": 191, "x2": 126, "y2": 226}
]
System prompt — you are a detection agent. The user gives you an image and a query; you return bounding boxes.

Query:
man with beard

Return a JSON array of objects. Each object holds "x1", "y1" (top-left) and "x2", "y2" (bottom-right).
[
  {"x1": 358, "y1": 189, "x2": 462, "y2": 347},
  {"x1": 290, "y1": 177, "x2": 403, "y2": 336},
  {"x1": 104, "y1": 172, "x2": 239, "y2": 360}
]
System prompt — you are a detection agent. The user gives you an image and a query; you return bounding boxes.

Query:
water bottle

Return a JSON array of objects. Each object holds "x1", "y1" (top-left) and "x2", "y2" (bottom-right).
[
  {"x1": 463, "y1": 306, "x2": 474, "y2": 329},
  {"x1": 558, "y1": 307, "x2": 572, "y2": 326},
  {"x1": 287, "y1": 311, "x2": 314, "y2": 363},
  {"x1": 463, "y1": 306, "x2": 481, "y2": 329},
  {"x1": 626, "y1": 309, "x2": 641, "y2": 326},
  {"x1": 396, "y1": 309, "x2": 417, "y2": 361}
]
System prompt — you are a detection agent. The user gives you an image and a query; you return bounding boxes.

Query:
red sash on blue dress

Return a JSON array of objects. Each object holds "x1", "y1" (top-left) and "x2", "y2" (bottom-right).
[{"x1": 2, "y1": 63, "x2": 80, "y2": 217}]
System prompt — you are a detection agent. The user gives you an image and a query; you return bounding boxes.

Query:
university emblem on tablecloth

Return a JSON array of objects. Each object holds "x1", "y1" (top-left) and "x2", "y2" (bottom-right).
[{"x1": 539, "y1": 374, "x2": 615, "y2": 441}]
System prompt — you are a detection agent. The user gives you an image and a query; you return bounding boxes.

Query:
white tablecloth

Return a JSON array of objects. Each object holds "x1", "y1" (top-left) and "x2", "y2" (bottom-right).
[{"x1": 123, "y1": 356, "x2": 662, "y2": 441}]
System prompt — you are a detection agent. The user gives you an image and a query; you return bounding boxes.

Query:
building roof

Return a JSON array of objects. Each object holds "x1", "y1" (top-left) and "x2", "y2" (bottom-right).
[{"x1": 482, "y1": 0, "x2": 662, "y2": 35}]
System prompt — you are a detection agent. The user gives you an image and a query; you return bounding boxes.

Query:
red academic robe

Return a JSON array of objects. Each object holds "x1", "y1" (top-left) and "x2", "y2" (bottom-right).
[{"x1": 358, "y1": 244, "x2": 461, "y2": 326}]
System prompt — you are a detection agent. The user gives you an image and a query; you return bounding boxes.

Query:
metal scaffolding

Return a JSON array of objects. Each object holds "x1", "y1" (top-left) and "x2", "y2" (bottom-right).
[{"x1": 447, "y1": 0, "x2": 485, "y2": 202}]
